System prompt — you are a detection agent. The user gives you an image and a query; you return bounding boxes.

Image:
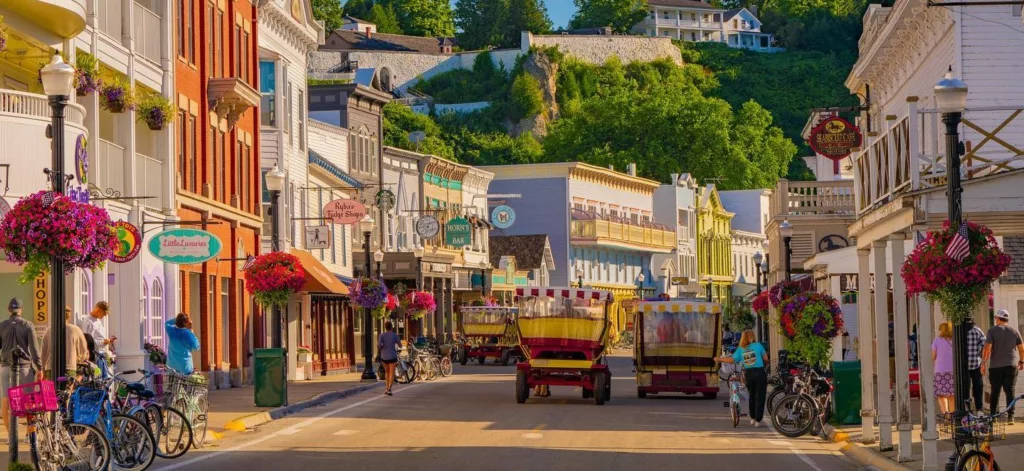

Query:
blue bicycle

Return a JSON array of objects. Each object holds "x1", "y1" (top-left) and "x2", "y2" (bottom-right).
[{"x1": 69, "y1": 374, "x2": 157, "y2": 471}]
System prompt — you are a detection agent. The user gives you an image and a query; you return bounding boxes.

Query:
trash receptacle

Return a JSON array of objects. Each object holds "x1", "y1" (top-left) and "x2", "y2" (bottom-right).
[
  {"x1": 254, "y1": 348, "x2": 287, "y2": 407},
  {"x1": 832, "y1": 360, "x2": 862, "y2": 425}
]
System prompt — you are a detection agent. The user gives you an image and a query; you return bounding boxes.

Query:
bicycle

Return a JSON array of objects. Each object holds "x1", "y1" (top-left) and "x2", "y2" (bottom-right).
[
  {"x1": 162, "y1": 369, "x2": 209, "y2": 449},
  {"x1": 112, "y1": 369, "x2": 194, "y2": 459},
  {"x1": 719, "y1": 362, "x2": 746, "y2": 428},
  {"x1": 68, "y1": 374, "x2": 157, "y2": 471},
  {"x1": 12, "y1": 379, "x2": 112, "y2": 471},
  {"x1": 376, "y1": 349, "x2": 417, "y2": 384},
  {"x1": 942, "y1": 394, "x2": 1024, "y2": 471},
  {"x1": 771, "y1": 368, "x2": 834, "y2": 438}
]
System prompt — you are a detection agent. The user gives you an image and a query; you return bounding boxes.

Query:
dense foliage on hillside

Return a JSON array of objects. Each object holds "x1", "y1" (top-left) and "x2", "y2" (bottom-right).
[{"x1": 454, "y1": 0, "x2": 552, "y2": 50}]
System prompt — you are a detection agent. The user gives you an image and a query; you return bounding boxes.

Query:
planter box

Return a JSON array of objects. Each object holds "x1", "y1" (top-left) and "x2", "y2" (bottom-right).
[{"x1": 297, "y1": 352, "x2": 313, "y2": 363}]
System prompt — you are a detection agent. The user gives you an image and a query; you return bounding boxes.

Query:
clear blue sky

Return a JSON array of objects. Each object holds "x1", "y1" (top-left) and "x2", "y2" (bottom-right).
[{"x1": 448, "y1": 1, "x2": 577, "y2": 29}]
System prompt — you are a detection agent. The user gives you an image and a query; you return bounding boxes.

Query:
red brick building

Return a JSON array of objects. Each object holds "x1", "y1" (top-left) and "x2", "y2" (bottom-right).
[{"x1": 175, "y1": 0, "x2": 262, "y2": 385}]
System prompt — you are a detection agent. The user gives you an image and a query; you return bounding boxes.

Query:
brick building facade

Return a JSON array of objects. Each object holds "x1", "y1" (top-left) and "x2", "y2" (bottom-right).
[{"x1": 175, "y1": 0, "x2": 262, "y2": 385}]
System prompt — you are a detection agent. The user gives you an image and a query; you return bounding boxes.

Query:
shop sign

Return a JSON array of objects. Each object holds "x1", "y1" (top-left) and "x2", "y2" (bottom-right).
[
  {"x1": 444, "y1": 217, "x2": 472, "y2": 247},
  {"x1": 33, "y1": 275, "x2": 47, "y2": 340},
  {"x1": 429, "y1": 263, "x2": 449, "y2": 273},
  {"x1": 808, "y1": 116, "x2": 862, "y2": 161},
  {"x1": 818, "y1": 234, "x2": 849, "y2": 253},
  {"x1": 416, "y1": 215, "x2": 440, "y2": 239},
  {"x1": 375, "y1": 189, "x2": 396, "y2": 212},
  {"x1": 148, "y1": 228, "x2": 222, "y2": 264},
  {"x1": 305, "y1": 225, "x2": 331, "y2": 250},
  {"x1": 491, "y1": 205, "x2": 515, "y2": 229},
  {"x1": 110, "y1": 221, "x2": 142, "y2": 263},
  {"x1": 671, "y1": 276, "x2": 689, "y2": 286},
  {"x1": 323, "y1": 199, "x2": 367, "y2": 224},
  {"x1": 0, "y1": 197, "x2": 10, "y2": 221},
  {"x1": 75, "y1": 134, "x2": 89, "y2": 185}
]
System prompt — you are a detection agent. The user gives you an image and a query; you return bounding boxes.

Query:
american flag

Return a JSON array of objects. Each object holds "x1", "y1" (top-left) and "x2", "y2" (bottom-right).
[
  {"x1": 915, "y1": 231, "x2": 925, "y2": 247},
  {"x1": 946, "y1": 223, "x2": 971, "y2": 262},
  {"x1": 241, "y1": 255, "x2": 256, "y2": 271}
]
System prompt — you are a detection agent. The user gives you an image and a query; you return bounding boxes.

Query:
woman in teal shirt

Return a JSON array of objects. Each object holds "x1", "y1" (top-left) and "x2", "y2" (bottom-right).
[{"x1": 717, "y1": 330, "x2": 769, "y2": 426}]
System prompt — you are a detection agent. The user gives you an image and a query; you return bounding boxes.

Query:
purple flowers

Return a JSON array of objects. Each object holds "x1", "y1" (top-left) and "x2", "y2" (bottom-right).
[
  {"x1": 352, "y1": 277, "x2": 388, "y2": 311},
  {"x1": 100, "y1": 78, "x2": 135, "y2": 113}
]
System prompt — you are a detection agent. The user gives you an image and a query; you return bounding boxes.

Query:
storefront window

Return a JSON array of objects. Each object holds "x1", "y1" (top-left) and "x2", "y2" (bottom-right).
[{"x1": 149, "y1": 279, "x2": 164, "y2": 348}]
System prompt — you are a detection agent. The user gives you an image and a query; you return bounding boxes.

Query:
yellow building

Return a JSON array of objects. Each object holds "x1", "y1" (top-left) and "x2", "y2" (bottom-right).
[{"x1": 697, "y1": 185, "x2": 735, "y2": 306}]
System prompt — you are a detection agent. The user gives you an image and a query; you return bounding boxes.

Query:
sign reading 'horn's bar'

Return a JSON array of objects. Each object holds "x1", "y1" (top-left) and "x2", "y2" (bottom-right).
[{"x1": 323, "y1": 199, "x2": 367, "y2": 224}]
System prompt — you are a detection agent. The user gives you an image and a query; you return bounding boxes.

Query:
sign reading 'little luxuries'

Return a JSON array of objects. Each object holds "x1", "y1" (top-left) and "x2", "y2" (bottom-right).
[
  {"x1": 445, "y1": 217, "x2": 473, "y2": 247},
  {"x1": 323, "y1": 199, "x2": 367, "y2": 224},
  {"x1": 148, "y1": 228, "x2": 222, "y2": 264}
]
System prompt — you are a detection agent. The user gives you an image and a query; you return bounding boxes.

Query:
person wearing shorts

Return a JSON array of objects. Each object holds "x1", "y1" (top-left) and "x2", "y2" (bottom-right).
[
  {"x1": 0, "y1": 298, "x2": 43, "y2": 432},
  {"x1": 378, "y1": 321, "x2": 401, "y2": 396}
]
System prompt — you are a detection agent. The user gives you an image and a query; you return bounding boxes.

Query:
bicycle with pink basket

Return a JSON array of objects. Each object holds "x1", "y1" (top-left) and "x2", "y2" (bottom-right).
[{"x1": 9, "y1": 379, "x2": 111, "y2": 471}]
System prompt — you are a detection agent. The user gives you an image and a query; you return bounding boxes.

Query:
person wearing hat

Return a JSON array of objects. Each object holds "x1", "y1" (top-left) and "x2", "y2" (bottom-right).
[
  {"x1": 982, "y1": 309, "x2": 1024, "y2": 423},
  {"x1": 0, "y1": 298, "x2": 43, "y2": 432}
]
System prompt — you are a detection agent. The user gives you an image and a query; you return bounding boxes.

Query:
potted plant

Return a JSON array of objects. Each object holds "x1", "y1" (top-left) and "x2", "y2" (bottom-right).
[
  {"x1": 351, "y1": 277, "x2": 388, "y2": 318},
  {"x1": 244, "y1": 252, "x2": 306, "y2": 308},
  {"x1": 404, "y1": 291, "x2": 436, "y2": 319},
  {"x1": 144, "y1": 342, "x2": 167, "y2": 367},
  {"x1": 902, "y1": 220, "x2": 1011, "y2": 323},
  {"x1": 137, "y1": 93, "x2": 175, "y2": 130},
  {"x1": 778, "y1": 291, "x2": 845, "y2": 367},
  {"x1": 74, "y1": 52, "x2": 102, "y2": 96},
  {"x1": 296, "y1": 346, "x2": 313, "y2": 363},
  {"x1": 99, "y1": 77, "x2": 135, "y2": 113},
  {"x1": 0, "y1": 191, "x2": 118, "y2": 284}
]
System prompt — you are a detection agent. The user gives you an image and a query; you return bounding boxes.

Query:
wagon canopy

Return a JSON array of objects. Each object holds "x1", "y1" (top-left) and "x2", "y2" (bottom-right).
[
  {"x1": 460, "y1": 306, "x2": 517, "y2": 337},
  {"x1": 637, "y1": 301, "x2": 722, "y2": 368},
  {"x1": 516, "y1": 287, "x2": 612, "y2": 351}
]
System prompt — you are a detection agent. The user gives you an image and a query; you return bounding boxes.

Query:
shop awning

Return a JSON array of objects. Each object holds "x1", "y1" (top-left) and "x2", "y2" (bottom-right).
[{"x1": 290, "y1": 249, "x2": 350, "y2": 295}]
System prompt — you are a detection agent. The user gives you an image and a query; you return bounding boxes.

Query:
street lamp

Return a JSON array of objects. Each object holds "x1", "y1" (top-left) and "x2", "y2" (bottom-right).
[
  {"x1": 704, "y1": 275, "x2": 713, "y2": 302},
  {"x1": 780, "y1": 219, "x2": 793, "y2": 282},
  {"x1": 760, "y1": 260, "x2": 770, "y2": 348},
  {"x1": 576, "y1": 267, "x2": 585, "y2": 288},
  {"x1": 637, "y1": 273, "x2": 645, "y2": 298},
  {"x1": 264, "y1": 165, "x2": 286, "y2": 351},
  {"x1": 374, "y1": 248, "x2": 384, "y2": 278},
  {"x1": 412, "y1": 247, "x2": 424, "y2": 290},
  {"x1": 753, "y1": 251, "x2": 764, "y2": 342},
  {"x1": 358, "y1": 215, "x2": 377, "y2": 381},
  {"x1": 40, "y1": 53, "x2": 75, "y2": 382},
  {"x1": 479, "y1": 261, "x2": 488, "y2": 297},
  {"x1": 936, "y1": 68, "x2": 969, "y2": 471}
]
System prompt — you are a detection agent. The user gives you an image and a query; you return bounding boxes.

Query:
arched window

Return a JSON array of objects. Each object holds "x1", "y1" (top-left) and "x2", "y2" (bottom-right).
[
  {"x1": 142, "y1": 280, "x2": 150, "y2": 348},
  {"x1": 79, "y1": 272, "x2": 91, "y2": 324},
  {"x1": 149, "y1": 279, "x2": 164, "y2": 347}
]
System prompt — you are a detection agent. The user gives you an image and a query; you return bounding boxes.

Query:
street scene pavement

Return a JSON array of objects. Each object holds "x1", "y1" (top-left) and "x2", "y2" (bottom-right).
[{"x1": 147, "y1": 354, "x2": 862, "y2": 471}]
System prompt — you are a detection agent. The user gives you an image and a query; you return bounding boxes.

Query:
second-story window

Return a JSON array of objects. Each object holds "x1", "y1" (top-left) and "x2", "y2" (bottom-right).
[
  {"x1": 242, "y1": 30, "x2": 250, "y2": 82},
  {"x1": 298, "y1": 90, "x2": 305, "y2": 150},
  {"x1": 259, "y1": 61, "x2": 276, "y2": 127},
  {"x1": 188, "y1": 114, "x2": 198, "y2": 193},
  {"x1": 218, "y1": 129, "x2": 226, "y2": 202},
  {"x1": 209, "y1": 123, "x2": 219, "y2": 200},
  {"x1": 207, "y1": 1, "x2": 214, "y2": 76},
  {"x1": 178, "y1": 109, "x2": 187, "y2": 190}
]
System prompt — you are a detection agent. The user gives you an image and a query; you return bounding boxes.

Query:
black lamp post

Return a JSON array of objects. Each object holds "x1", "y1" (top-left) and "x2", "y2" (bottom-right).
[
  {"x1": 705, "y1": 275, "x2": 713, "y2": 302},
  {"x1": 753, "y1": 251, "x2": 764, "y2": 340},
  {"x1": 780, "y1": 219, "x2": 793, "y2": 282},
  {"x1": 637, "y1": 273, "x2": 645, "y2": 299},
  {"x1": 576, "y1": 267, "x2": 584, "y2": 289},
  {"x1": 264, "y1": 165, "x2": 286, "y2": 350},
  {"x1": 760, "y1": 260, "x2": 770, "y2": 348},
  {"x1": 374, "y1": 249, "x2": 384, "y2": 278},
  {"x1": 40, "y1": 54, "x2": 75, "y2": 382},
  {"x1": 413, "y1": 247, "x2": 424, "y2": 290},
  {"x1": 935, "y1": 68, "x2": 969, "y2": 471},
  {"x1": 479, "y1": 261, "x2": 488, "y2": 297},
  {"x1": 359, "y1": 215, "x2": 377, "y2": 381}
]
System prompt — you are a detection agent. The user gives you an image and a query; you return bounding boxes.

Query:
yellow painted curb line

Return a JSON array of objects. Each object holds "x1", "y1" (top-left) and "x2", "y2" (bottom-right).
[
  {"x1": 222, "y1": 420, "x2": 247, "y2": 432},
  {"x1": 832, "y1": 431, "x2": 850, "y2": 443}
]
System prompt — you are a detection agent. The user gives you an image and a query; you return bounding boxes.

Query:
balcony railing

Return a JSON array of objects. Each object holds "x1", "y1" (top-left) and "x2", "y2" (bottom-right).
[
  {"x1": 770, "y1": 180, "x2": 856, "y2": 219},
  {"x1": 99, "y1": 139, "x2": 126, "y2": 195},
  {"x1": 135, "y1": 152, "x2": 163, "y2": 208},
  {"x1": 0, "y1": 90, "x2": 86, "y2": 125},
  {"x1": 570, "y1": 217, "x2": 675, "y2": 252},
  {"x1": 98, "y1": 0, "x2": 123, "y2": 39},
  {"x1": 133, "y1": 2, "x2": 161, "y2": 63},
  {"x1": 653, "y1": 18, "x2": 721, "y2": 29}
]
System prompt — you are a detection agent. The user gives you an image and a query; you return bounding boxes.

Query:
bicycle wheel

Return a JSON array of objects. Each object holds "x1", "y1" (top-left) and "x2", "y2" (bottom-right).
[
  {"x1": 766, "y1": 388, "x2": 788, "y2": 415},
  {"x1": 109, "y1": 414, "x2": 157, "y2": 471},
  {"x1": 440, "y1": 357, "x2": 453, "y2": 377},
  {"x1": 956, "y1": 449, "x2": 1000, "y2": 471},
  {"x1": 732, "y1": 401, "x2": 740, "y2": 428},
  {"x1": 146, "y1": 404, "x2": 193, "y2": 459},
  {"x1": 772, "y1": 394, "x2": 817, "y2": 438},
  {"x1": 191, "y1": 394, "x2": 210, "y2": 449},
  {"x1": 429, "y1": 358, "x2": 441, "y2": 381},
  {"x1": 62, "y1": 422, "x2": 113, "y2": 471}
]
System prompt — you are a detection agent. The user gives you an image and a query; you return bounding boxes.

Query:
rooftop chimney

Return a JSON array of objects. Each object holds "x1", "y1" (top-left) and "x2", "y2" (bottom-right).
[
  {"x1": 627, "y1": 163, "x2": 637, "y2": 177},
  {"x1": 670, "y1": 173, "x2": 679, "y2": 184},
  {"x1": 365, "y1": 26, "x2": 372, "y2": 39}
]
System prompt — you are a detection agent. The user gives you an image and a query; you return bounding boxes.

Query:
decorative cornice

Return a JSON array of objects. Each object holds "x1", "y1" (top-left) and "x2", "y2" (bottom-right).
[{"x1": 258, "y1": 3, "x2": 320, "y2": 53}]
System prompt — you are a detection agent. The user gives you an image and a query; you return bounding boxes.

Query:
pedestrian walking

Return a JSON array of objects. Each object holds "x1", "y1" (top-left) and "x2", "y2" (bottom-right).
[
  {"x1": 717, "y1": 329, "x2": 769, "y2": 427},
  {"x1": 932, "y1": 322, "x2": 955, "y2": 414},
  {"x1": 0, "y1": 298, "x2": 43, "y2": 432},
  {"x1": 966, "y1": 318, "x2": 986, "y2": 411},
  {"x1": 78, "y1": 301, "x2": 116, "y2": 377},
  {"x1": 982, "y1": 309, "x2": 1024, "y2": 424},
  {"x1": 41, "y1": 307, "x2": 89, "y2": 377},
  {"x1": 378, "y1": 321, "x2": 401, "y2": 396},
  {"x1": 165, "y1": 313, "x2": 200, "y2": 375}
]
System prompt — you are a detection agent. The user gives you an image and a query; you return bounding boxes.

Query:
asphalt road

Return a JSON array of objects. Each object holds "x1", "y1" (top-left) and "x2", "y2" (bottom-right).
[{"x1": 149, "y1": 354, "x2": 865, "y2": 471}]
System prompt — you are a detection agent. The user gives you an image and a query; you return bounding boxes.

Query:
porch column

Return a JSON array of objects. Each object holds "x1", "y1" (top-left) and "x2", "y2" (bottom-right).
[
  {"x1": 830, "y1": 274, "x2": 844, "y2": 362},
  {"x1": 873, "y1": 239, "x2": 894, "y2": 451},
  {"x1": 889, "y1": 234, "x2": 912, "y2": 461},
  {"x1": 918, "y1": 296, "x2": 939, "y2": 471},
  {"x1": 858, "y1": 248, "x2": 877, "y2": 440}
]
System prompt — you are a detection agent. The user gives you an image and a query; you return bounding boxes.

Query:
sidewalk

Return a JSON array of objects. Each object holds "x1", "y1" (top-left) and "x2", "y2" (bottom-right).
[
  {"x1": 832, "y1": 398, "x2": 1024, "y2": 470},
  {"x1": 206, "y1": 371, "x2": 383, "y2": 439}
]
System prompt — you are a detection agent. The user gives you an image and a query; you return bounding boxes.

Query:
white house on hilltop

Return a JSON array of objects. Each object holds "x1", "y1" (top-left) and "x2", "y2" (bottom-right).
[{"x1": 634, "y1": 0, "x2": 779, "y2": 52}]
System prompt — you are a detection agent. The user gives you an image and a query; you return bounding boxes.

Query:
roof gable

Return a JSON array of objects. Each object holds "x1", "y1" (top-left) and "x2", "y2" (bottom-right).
[
  {"x1": 648, "y1": 0, "x2": 721, "y2": 10},
  {"x1": 489, "y1": 235, "x2": 554, "y2": 271}
]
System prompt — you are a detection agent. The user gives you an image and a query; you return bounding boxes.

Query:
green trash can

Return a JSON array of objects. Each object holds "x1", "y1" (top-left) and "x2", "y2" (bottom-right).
[
  {"x1": 254, "y1": 348, "x2": 288, "y2": 407},
  {"x1": 832, "y1": 360, "x2": 862, "y2": 425}
]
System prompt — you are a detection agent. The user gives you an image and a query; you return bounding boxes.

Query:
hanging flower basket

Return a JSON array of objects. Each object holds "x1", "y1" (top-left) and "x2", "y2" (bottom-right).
[
  {"x1": 0, "y1": 191, "x2": 118, "y2": 284},
  {"x1": 470, "y1": 295, "x2": 498, "y2": 307},
  {"x1": 0, "y1": 15, "x2": 9, "y2": 53},
  {"x1": 726, "y1": 303, "x2": 756, "y2": 332},
  {"x1": 144, "y1": 342, "x2": 167, "y2": 366},
  {"x1": 137, "y1": 93, "x2": 175, "y2": 130},
  {"x1": 404, "y1": 291, "x2": 436, "y2": 319},
  {"x1": 244, "y1": 252, "x2": 306, "y2": 308},
  {"x1": 778, "y1": 291, "x2": 844, "y2": 367},
  {"x1": 74, "y1": 53, "x2": 102, "y2": 96},
  {"x1": 351, "y1": 277, "x2": 388, "y2": 318},
  {"x1": 768, "y1": 280, "x2": 804, "y2": 308},
  {"x1": 99, "y1": 77, "x2": 135, "y2": 113},
  {"x1": 752, "y1": 291, "x2": 770, "y2": 317},
  {"x1": 902, "y1": 220, "x2": 1011, "y2": 324}
]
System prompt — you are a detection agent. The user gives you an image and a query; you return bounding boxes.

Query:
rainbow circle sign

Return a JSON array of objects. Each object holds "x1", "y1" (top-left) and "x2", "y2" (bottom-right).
[
  {"x1": 148, "y1": 228, "x2": 222, "y2": 264},
  {"x1": 110, "y1": 221, "x2": 142, "y2": 263}
]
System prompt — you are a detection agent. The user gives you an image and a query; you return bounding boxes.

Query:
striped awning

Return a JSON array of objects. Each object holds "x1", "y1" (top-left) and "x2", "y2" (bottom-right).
[
  {"x1": 515, "y1": 287, "x2": 614, "y2": 302},
  {"x1": 639, "y1": 301, "x2": 722, "y2": 314}
]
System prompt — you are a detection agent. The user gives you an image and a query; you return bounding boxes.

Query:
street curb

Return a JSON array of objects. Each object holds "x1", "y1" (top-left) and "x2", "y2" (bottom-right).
[
  {"x1": 839, "y1": 442, "x2": 914, "y2": 471},
  {"x1": 221, "y1": 382, "x2": 385, "y2": 434}
]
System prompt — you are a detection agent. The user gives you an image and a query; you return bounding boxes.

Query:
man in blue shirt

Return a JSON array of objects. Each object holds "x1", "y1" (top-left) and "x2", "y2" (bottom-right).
[{"x1": 165, "y1": 313, "x2": 200, "y2": 375}]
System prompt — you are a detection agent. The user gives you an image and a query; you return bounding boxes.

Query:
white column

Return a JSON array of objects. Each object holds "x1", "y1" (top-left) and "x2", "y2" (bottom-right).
[
  {"x1": 873, "y1": 239, "x2": 894, "y2": 451},
  {"x1": 889, "y1": 234, "x2": 912, "y2": 461},
  {"x1": 858, "y1": 247, "x2": 877, "y2": 441},
  {"x1": 918, "y1": 296, "x2": 939, "y2": 471},
  {"x1": 831, "y1": 275, "x2": 844, "y2": 362}
]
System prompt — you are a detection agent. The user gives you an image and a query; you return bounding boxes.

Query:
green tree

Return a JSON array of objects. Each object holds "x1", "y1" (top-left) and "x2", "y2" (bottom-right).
[
  {"x1": 341, "y1": 0, "x2": 374, "y2": 19},
  {"x1": 312, "y1": 0, "x2": 346, "y2": 32},
  {"x1": 391, "y1": 0, "x2": 455, "y2": 37},
  {"x1": 569, "y1": 0, "x2": 648, "y2": 33},
  {"x1": 454, "y1": 0, "x2": 506, "y2": 50},
  {"x1": 504, "y1": 0, "x2": 552, "y2": 44},
  {"x1": 367, "y1": 4, "x2": 403, "y2": 34},
  {"x1": 382, "y1": 103, "x2": 455, "y2": 159},
  {"x1": 508, "y1": 73, "x2": 545, "y2": 121}
]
